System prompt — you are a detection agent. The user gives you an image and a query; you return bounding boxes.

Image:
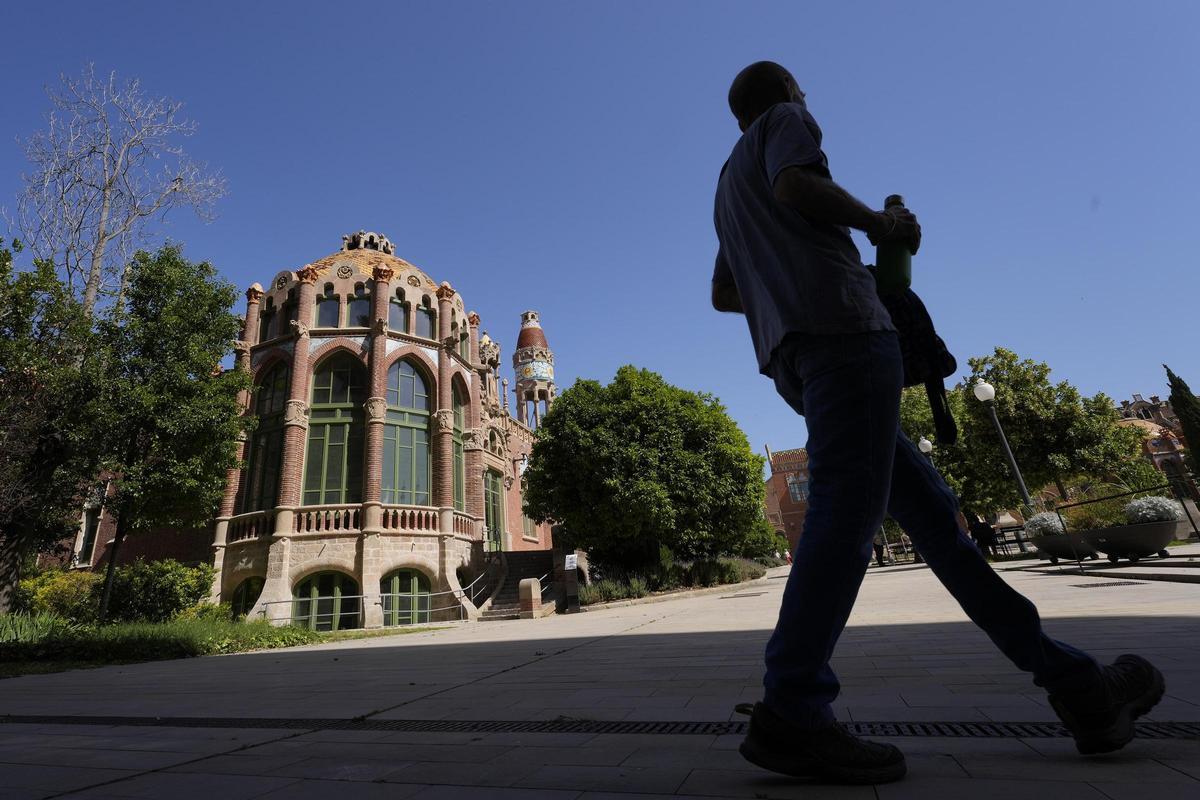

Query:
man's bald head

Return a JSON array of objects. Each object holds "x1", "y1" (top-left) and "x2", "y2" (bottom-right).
[{"x1": 728, "y1": 61, "x2": 803, "y2": 132}]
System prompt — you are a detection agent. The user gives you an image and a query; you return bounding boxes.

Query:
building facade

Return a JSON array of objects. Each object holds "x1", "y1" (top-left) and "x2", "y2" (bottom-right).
[
  {"x1": 763, "y1": 446, "x2": 810, "y2": 551},
  {"x1": 62, "y1": 231, "x2": 557, "y2": 628}
]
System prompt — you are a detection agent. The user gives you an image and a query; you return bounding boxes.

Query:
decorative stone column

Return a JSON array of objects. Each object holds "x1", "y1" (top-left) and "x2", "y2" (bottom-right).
[
  {"x1": 465, "y1": 312, "x2": 486, "y2": 536},
  {"x1": 243, "y1": 283, "x2": 264, "y2": 349},
  {"x1": 259, "y1": 266, "x2": 317, "y2": 617},
  {"x1": 211, "y1": 332, "x2": 255, "y2": 601},
  {"x1": 434, "y1": 283, "x2": 456, "y2": 536},
  {"x1": 362, "y1": 266, "x2": 393, "y2": 533}
]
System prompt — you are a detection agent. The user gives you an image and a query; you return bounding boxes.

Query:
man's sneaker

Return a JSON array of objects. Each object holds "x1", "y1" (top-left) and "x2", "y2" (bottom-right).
[
  {"x1": 737, "y1": 702, "x2": 906, "y2": 784},
  {"x1": 1048, "y1": 654, "x2": 1165, "y2": 755}
]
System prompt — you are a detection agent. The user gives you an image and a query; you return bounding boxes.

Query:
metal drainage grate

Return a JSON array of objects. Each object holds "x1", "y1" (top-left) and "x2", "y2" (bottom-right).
[
  {"x1": 3, "y1": 715, "x2": 1198, "y2": 740},
  {"x1": 1070, "y1": 581, "x2": 1147, "y2": 588}
]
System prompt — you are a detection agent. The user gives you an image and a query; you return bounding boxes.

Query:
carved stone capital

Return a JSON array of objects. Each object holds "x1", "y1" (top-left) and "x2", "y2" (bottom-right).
[
  {"x1": 283, "y1": 400, "x2": 310, "y2": 428},
  {"x1": 246, "y1": 284, "x2": 264, "y2": 303},
  {"x1": 467, "y1": 311, "x2": 480, "y2": 327},
  {"x1": 434, "y1": 408, "x2": 455, "y2": 433},
  {"x1": 233, "y1": 340, "x2": 252, "y2": 357},
  {"x1": 372, "y1": 265, "x2": 395, "y2": 283},
  {"x1": 290, "y1": 319, "x2": 310, "y2": 339},
  {"x1": 296, "y1": 265, "x2": 320, "y2": 284},
  {"x1": 364, "y1": 397, "x2": 387, "y2": 423},
  {"x1": 463, "y1": 427, "x2": 484, "y2": 451},
  {"x1": 372, "y1": 318, "x2": 387, "y2": 336},
  {"x1": 436, "y1": 281, "x2": 456, "y2": 302},
  {"x1": 442, "y1": 335, "x2": 458, "y2": 352}
]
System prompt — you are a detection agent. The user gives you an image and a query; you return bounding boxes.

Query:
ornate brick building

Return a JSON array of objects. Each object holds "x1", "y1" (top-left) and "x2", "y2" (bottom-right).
[
  {"x1": 763, "y1": 446, "x2": 810, "y2": 551},
  {"x1": 62, "y1": 231, "x2": 558, "y2": 628}
]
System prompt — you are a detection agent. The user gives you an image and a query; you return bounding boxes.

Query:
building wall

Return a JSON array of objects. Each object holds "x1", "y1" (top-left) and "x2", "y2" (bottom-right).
[{"x1": 764, "y1": 447, "x2": 810, "y2": 552}]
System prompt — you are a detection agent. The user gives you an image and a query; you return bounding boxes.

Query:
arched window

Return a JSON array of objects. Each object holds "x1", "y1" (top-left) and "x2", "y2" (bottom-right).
[
  {"x1": 282, "y1": 288, "x2": 299, "y2": 333},
  {"x1": 459, "y1": 332, "x2": 470, "y2": 360},
  {"x1": 389, "y1": 289, "x2": 410, "y2": 333},
  {"x1": 347, "y1": 282, "x2": 371, "y2": 328},
  {"x1": 303, "y1": 355, "x2": 366, "y2": 505},
  {"x1": 292, "y1": 571, "x2": 360, "y2": 631},
  {"x1": 380, "y1": 569, "x2": 431, "y2": 626},
  {"x1": 242, "y1": 362, "x2": 290, "y2": 512},
  {"x1": 258, "y1": 296, "x2": 276, "y2": 342},
  {"x1": 415, "y1": 296, "x2": 437, "y2": 339},
  {"x1": 452, "y1": 382, "x2": 467, "y2": 512},
  {"x1": 484, "y1": 469, "x2": 504, "y2": 551},
  {"x1": 382, "y1": 360, "x2": 432, "y2": 505},
  {"x1": 231, "y1": 576, "x2": 265, "y2": 618},
  {"x1": 315, "y1": 283, "x2": 340, "y2": 328}
]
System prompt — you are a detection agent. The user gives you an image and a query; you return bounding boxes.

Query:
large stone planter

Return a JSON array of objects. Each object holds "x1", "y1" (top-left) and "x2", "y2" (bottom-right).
[
  {"x1": 1080, "y1": 520, "x2": 1184, "y2": 564},
  {"x1": 1030, "y1": 533, "x2": 1099, "y2": 565}
]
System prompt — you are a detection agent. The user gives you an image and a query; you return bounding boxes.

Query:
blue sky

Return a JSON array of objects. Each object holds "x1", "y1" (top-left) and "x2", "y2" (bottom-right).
[{"x1": 3, "y1": 1, "x2": 1197, "y2": 462}]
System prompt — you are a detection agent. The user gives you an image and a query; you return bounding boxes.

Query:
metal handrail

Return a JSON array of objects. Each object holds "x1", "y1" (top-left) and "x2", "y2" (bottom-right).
[{"x1": 259, "y1": 585, "x2": 476, "y2": 626}]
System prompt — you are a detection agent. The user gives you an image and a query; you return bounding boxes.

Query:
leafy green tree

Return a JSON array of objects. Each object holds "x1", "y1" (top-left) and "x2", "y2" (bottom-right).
[
  {"x1": 0, "y1": 239, "x2": 105, "y2": 612},
  {"x1": 523, "y1": 366, "x2": 765, "y2": 574},
  {"x1": 1165, "y1": 365, "x2": 1200, "y2": 475},
  {"x1": 900, "y1": 347, "x2": 1156, "y2": 518},
  {"x1": 92, "y1": 245, "x2": 249, "y2": 620}
]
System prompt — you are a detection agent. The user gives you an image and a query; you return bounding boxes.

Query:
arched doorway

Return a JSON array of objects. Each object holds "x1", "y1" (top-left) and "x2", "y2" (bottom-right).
[
  {"x1": 380, "y1": 569, "x2": 432, "y2": 626},
  {"x1": 292, "y1": 571, "x2": 361, "y2": 631}
]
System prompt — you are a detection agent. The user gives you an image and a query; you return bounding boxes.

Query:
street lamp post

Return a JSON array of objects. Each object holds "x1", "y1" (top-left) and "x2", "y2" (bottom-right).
[
  {"x1": 917, "y1": 436, "x2": 934, "y2": 465},
  {"x1": 973, "y1": 380, "x2": 1031, "y2": 553}
]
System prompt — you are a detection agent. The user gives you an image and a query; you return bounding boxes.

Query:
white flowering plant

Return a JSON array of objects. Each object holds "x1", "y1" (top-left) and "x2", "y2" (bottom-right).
[
  {"x1": 1023, "y1": 512, "x2": 1065, "y2": 537},
  {"x1": 1124, "y1": 496, "x2": 1185, "y2": 524}
]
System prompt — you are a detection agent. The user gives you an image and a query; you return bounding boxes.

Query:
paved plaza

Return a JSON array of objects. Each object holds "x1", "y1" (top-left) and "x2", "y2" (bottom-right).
[{"x1": 0, "y1": 560, "x2": 1197, "y2": 800}]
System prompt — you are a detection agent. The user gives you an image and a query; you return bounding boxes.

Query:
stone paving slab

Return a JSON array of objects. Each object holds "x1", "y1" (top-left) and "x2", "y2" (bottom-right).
[{"x1": 0, "y1": 564, "x2": 1197, "y2": 798}]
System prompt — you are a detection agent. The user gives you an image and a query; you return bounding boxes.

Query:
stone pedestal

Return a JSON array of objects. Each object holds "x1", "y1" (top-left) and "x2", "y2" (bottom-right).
[{"x1": 518, "y1": 577, "x2": 541, "y2": 619}]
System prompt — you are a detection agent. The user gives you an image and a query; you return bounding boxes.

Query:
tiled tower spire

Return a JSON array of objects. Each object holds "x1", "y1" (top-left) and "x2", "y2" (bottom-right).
[{"x1": 512, "y1": 310, "x2": 555, "y2": 428}]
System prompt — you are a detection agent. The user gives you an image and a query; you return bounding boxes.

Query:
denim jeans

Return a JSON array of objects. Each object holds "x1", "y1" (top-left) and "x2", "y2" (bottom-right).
[{"x1": 763, "y1": 331, "x2": 1097, "y2": 729}]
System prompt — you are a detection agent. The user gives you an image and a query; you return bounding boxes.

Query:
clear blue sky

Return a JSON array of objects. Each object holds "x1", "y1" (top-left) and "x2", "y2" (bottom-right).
[{"x1": 3, "y1": 1, "x2": 1198, "y2": 461}]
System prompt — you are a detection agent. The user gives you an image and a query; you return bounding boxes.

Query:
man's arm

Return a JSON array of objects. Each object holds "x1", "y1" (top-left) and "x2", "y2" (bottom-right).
[
  {"x1": 773, "y1": 165, "x2": 919, "y2": 250},
  {"x1": 712, "y1": 280, "x2": 743, "y2": 313},
  {"x1": 711, "y1": 249, "x2": 743, "y2": 313}
]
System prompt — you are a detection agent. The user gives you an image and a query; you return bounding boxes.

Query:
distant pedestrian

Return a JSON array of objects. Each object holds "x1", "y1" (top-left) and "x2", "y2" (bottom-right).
[
  {"x1": 969, "y1": 515, "x2": 998, "y2": 559},
  {"x1": 872, "y1": 530, "x2": 887, "y2": 567},
  {"x1": 711, "y1": 60, "x2": 1163, "y2": 784}
]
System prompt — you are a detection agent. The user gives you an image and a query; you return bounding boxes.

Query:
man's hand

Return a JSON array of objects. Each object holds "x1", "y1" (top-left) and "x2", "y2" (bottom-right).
[{"x1": 867, "y1": 205, "x2": 921, "y2": 255}]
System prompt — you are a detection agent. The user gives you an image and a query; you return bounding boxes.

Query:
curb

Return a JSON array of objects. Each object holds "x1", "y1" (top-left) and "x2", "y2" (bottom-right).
[{"x1": 577, "y1": 569, "x2": 784, "y2": 613}]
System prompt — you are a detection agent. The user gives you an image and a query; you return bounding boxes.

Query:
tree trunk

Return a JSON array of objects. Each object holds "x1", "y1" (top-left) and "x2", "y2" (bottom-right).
[
  {"x1": 82, "y1": 190, "x2": 112, "y2": 317},
  {"x1": 97, "y1": 513, "x2": 128, "y2": 622},
  {"x1": 1054, "y1": 475, "x2": 1069, "y2": 501},
  {"x1": 0, "y1": 534, "x2": 21, "y2": 615}
]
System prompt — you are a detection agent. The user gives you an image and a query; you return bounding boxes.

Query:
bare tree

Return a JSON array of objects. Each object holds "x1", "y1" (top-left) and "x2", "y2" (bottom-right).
[{"x1": 11, "y1": 65, "x2": 226, "y2": 316}]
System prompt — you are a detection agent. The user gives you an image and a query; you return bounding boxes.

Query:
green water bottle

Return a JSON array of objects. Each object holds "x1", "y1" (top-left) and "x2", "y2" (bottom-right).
[{"x1": 874, "y1": 194, "x2": 912, "y2": 294}]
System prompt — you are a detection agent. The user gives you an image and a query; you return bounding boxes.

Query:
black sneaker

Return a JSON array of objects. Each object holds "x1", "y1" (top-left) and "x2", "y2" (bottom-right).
[
  {"x1": 737, "y1": 702, "x2": 906, "y2": 784},
  {"x1": 1048, "y1": 654, "x2": 1166, "y2": 755}
]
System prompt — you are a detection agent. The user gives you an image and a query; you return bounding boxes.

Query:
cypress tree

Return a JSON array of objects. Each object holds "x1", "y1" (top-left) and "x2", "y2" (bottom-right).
[{"x1": 1164, "y1": 365, "x2": 1200, "y2": 475}]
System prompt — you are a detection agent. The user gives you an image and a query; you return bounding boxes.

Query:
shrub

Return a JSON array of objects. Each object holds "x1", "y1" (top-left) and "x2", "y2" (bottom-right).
[
  {"x1": 1024, "y1": 512, "x2": 1064, "y2": 537},
  {"x1": 105, "y1": 559, "x2": 216, "y2": 623},
  {"x1": 18, "y1": 571, "x2": 102, "y2": 624},
  {"x1": 626, "y1": 575, "x2": 649, "y2": 598},
  {"x1": 0, "y1": 612, "x2": 81, "y2": 643},
  {"x1": 1124, "y1": 496, "x2": 1185, "y2": 524},
  {"x1": 175, "y1": 602, "x2": 235, "y2": 623}
]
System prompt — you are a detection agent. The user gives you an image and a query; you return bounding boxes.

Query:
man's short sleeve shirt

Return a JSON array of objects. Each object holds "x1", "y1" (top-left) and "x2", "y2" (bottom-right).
[{"x1": 713, "y1": 102, "x2": 894, "y2": 372}]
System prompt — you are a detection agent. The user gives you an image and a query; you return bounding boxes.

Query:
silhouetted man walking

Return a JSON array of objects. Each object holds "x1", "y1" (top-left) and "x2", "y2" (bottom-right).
[{"x1": 711, "y1": 61, "x2": 1163, "y2": 784}]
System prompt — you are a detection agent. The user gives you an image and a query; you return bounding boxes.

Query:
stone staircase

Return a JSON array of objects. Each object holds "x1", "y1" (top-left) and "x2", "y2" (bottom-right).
[{"x1": 480, "y1": 550, "x2": 556, "y2": 621}]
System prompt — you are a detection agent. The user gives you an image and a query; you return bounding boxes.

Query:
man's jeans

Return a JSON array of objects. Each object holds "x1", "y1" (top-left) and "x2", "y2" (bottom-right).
[{"x1": 763, "y1": 331, "x2": 1097, "y2": 730}]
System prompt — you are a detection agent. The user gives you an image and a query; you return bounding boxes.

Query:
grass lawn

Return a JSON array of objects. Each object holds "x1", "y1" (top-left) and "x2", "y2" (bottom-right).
[{"x1": 0, "y1": 623, "x2": 450, "y2": 679}]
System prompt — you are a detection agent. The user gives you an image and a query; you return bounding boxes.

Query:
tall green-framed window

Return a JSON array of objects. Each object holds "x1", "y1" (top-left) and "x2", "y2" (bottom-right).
[
  {"x1": 381, "y1": 360, "x2": 432, "y2": 505},
  {"x1": 452, "y1": 383, "x2": 466, "y2": 512},
  {"x1": 523, "y1": 513, "x2": 537, "y2": 541},
  {"x1": 292, "y1": 572, "x2": 360, "y2": 631},
  {"x1": 243, "y1": 362, "x2": 290, "y2": 512},
  {"x1": 389, "y1": 289, "x2": 410, "y2": 333},
  {"x1": 302, "y1": 355, "x2": 366, "y2": 505},
  {"x1": 231, "y1": 576, "x2": 264, "y2": 618},
  {"x1": 484, "y1": 469, "x2": 504, "y2": 551},
  {"x1": 380, "y1": 569, "x2": 431, "y2": 626},
  {"x1": 347, "y1": 282, "x2": 371, "y2": 327},
  {"x1": 415, "y1": 296, "x2": 437, "y2": 339},
  {"x1": 459, "y1": 333, "x2": 470, "y2": 360},
  {"x1": 315, "y1": 283, "x2": 340, "y2": 328}
]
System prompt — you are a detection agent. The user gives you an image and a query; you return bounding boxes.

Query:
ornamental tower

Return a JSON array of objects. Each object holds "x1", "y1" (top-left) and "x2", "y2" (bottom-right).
[{"x1": 512, "y1": 310, "x2": 555, "y2": 427}]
